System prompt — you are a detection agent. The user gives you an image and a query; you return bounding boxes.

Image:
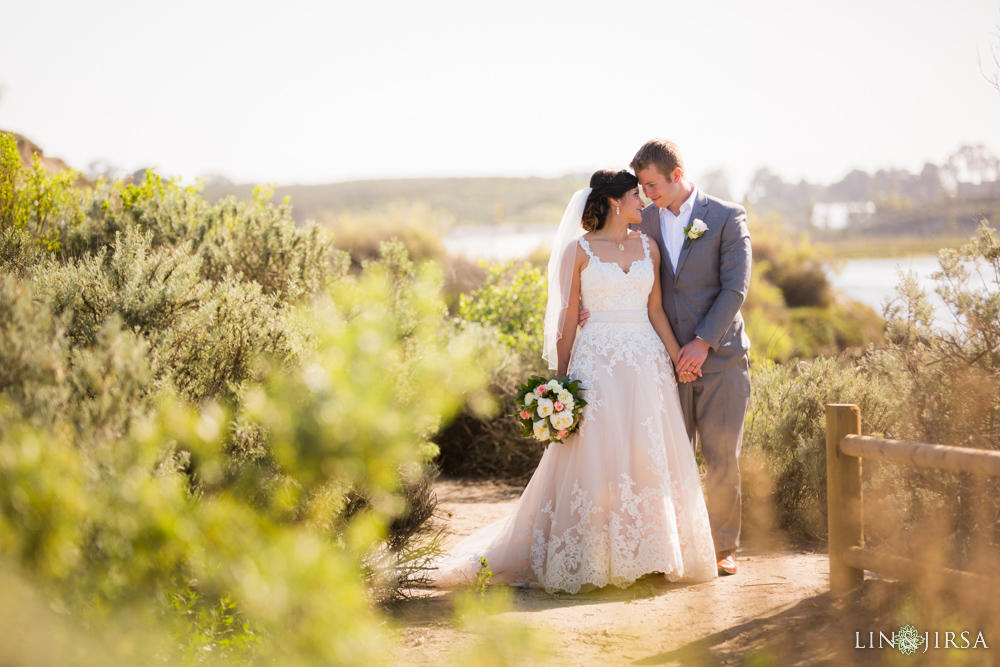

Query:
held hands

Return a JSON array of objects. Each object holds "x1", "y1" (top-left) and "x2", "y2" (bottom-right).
[
  {"x1": 677, "y1": 369, "x2": 698, "y2": 383},
  {"x1": 677, "y1": 338, "x2": 710, "y2": 377},
  {"x1": 672, "y1": 353, "x2": 699, "y2": 383}
]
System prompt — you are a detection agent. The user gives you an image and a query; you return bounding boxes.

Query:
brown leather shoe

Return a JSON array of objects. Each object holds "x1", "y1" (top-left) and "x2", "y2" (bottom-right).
[{"x1": 716, "y1": 550, "x2": 737, "y2": 576}]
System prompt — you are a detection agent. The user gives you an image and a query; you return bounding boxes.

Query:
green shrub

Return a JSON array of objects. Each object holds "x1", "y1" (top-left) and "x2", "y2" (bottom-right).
[
  {"x1": 0, "y1": 132, "x2": 85, "y2": 256},
  {"x1": 0, "y1": 275, "x2": 69, "y2": 425},
  {"x1": 749, "y1": 216, "x2": 837, "y2": 309},
  {"x1": 743, "y1": 355, "x2": 899, "y2": 538},
  {"x1": 0, "y1": 132, "x2": 84, "y2": 274},
  {"x1": 860, "y1": 219, "x2": 1000, "y2": 554},
  {"x1": 197, "y1": 186, "x2": 347, "y2": 298},
  {"x1": 459, "y1": 261, "x2": 546, "y2": 357},
  {"x1": 787, "y1": 302, "x2": 884, "y2": 359}
]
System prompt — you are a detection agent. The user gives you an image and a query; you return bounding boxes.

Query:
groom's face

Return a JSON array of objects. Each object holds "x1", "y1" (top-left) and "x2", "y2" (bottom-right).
[{"x1": 637, "y1": 166, "x2": 684, "y2": 210}]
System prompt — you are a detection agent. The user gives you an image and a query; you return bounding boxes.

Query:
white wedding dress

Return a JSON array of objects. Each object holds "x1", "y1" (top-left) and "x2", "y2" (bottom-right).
[{"x1": 432, "y1": 233, "x2": 717, "y2": 593}]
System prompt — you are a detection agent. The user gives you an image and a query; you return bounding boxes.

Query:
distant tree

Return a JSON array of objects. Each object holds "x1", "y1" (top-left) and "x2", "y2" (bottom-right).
[
  {"x1": 746, "y1": 167, "x2": 780, "y2": 205},
  {"x1": 871, "y1": 168, "x2": 907, "y2": 202},
  {"x1": 827, "y1": 169, "x2": 873, "y2": 202},
  {"x1": 747, "y1": 167, "x2": 822, "y2": 227},
  {"x1": 917, "y1": 163, "x2": 944, "y2": 202},
  {"x1": 699, "y1": 167, "x2": 733, "y2": 201},
  {"x1": 943, "y1": 144, "x2": 1000, "y2": 185},
  {"x1": 85, "y1": 159, "x2": 122, "y2": 182}
]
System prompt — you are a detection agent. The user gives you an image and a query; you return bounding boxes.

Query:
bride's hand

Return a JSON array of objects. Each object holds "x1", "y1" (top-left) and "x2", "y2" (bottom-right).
[{"x1": 678, "y1": 370, "x2": 697, "y2": 383}]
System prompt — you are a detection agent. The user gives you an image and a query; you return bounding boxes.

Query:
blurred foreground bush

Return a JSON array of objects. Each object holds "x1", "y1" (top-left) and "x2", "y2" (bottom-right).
[{"x1": 0, "y1": 132, "x2": 499, "y2": 665}]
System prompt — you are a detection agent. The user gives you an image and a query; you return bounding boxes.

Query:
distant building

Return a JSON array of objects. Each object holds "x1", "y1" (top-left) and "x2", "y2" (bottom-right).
[{"x1": 811, "y1": 201, "x2": 876, "y2": 230}]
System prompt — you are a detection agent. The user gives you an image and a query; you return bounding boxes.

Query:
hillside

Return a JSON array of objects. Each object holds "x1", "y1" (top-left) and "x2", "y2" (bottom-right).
[{"x1": 201, "y1": 175, "x2": 588, "y2": 226}]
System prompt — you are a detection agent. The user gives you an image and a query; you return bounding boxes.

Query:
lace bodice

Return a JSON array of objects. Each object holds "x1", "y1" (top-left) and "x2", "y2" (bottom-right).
[{"x1": 578, "y1": 234, "x2": 653, "y2": 312}]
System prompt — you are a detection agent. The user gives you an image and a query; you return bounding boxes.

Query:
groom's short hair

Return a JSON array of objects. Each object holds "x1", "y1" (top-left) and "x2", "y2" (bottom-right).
[{"x1": 631, "y1": 139, "x2": 684, "y2": 181}]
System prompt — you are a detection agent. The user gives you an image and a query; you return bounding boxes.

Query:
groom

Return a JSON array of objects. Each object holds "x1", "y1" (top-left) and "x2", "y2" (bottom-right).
[{"x1": 589, "y1": 139, "x2": 752, "y2": 576}]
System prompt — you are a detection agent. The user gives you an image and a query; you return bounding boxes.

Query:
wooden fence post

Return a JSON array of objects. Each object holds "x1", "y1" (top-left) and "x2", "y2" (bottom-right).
[{"x1": 826, "y1": 404, "x2": 864, "y2": 593}]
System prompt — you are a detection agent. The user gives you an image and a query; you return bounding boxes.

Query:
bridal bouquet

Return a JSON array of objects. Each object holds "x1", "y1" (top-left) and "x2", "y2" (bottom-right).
[{"x1": 515, "y1": 376, "x2": 587, "y2": 445}]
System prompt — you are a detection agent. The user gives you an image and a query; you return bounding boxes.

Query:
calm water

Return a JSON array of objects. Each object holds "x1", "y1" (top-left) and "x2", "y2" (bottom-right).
[
  {"x1": 826, "y1": 255, "x2": 951, "y2": 323},
  {"x1": 444, "y1": 226, "x2": 959, "y2": 323}
]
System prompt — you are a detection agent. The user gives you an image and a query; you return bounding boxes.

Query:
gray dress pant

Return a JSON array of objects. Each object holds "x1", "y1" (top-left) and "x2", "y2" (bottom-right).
[{"x1": 675, "y1": 354, "x2": 751, "y2": 553}]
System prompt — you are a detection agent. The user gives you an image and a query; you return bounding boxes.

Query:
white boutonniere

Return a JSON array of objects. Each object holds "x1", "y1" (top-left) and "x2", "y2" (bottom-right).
[{"x1": 683, "y1": 218, "x2": 708, "y2": 248}]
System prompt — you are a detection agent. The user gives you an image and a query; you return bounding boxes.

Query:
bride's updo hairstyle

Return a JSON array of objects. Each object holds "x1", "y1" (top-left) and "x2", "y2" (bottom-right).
[{"x1": 581, "y1": 169, "x2": 639, "y2": 232}]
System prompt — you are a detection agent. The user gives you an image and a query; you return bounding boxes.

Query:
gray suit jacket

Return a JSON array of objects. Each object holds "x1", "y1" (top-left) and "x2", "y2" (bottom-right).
[{"x1": 634, "y1": 190, "x2": 752, "y2": 373}]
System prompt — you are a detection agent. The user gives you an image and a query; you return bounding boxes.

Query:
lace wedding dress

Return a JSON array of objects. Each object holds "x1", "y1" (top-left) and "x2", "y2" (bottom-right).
[{"x1": 432, "y1": 233, "x2": 717, "y2": 593}]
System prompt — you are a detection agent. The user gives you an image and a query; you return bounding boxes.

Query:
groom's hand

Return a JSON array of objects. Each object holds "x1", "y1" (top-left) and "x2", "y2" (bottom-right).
[
  {"x1": 677, "y1": 338, "x2": 710, "y2": 375},
  {"x1": 578, "y1": 307, "x2": 590, "y2": 327}
]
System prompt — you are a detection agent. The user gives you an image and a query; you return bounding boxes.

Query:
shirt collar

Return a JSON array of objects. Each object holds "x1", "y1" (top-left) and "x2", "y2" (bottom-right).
[
  {"x1": 680, "y1": 184, "x2": 698, "y2": 213},
  {"x1": 659, "y1": 184, "x2": 699, "y2": 219}
]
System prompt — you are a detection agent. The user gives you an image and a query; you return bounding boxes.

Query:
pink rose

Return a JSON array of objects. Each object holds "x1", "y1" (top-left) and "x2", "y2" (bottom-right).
[
  {"x1": 536, "y1": 385, "x2": 547, "y2": 396},
  {"x1": 554, "y1": 401, "x2": 564, "y2": 411},
  {"x1": 519, "y1": 410, "x2": 531, "y2": 419},
  {"x1": 557, "y1": 429, "x2": 569, "y2": 439}
]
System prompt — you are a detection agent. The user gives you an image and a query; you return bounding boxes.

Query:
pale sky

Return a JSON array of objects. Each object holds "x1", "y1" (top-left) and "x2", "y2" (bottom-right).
[{"x1": 1, "y1": 0, "x2": 998, "y2": 197}]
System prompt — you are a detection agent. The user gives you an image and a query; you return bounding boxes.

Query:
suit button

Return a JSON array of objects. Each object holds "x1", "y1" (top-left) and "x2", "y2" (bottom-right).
[{"x1": 673, "y1": 287, "x2": 679, "y2": 294}]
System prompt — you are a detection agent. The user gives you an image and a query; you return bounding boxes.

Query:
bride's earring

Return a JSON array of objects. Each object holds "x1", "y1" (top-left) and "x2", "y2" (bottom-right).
[{"x1": 616, "y1": 205, "x2": 620, "y2": 215}]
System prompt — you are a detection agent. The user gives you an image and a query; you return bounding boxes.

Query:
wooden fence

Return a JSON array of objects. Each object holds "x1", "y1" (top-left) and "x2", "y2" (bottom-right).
[{"x1": 825, "y1": 403, "x2": 1000, "y2": 593}]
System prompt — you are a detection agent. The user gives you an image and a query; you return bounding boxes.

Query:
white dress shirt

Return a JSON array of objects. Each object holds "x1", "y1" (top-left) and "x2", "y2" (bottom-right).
[{"x1": 659, "y1": 184, "x2": 698, "y2": 273}]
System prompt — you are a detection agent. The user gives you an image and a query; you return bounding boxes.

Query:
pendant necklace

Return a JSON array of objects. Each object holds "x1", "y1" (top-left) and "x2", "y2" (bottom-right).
[{"x1": 599, "y1": 230, "x2": 626, "y2": 251}]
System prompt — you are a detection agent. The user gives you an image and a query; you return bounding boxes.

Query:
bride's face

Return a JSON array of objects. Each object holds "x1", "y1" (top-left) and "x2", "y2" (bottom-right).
[{"x1": 615, "y1": 188, "x2": 644, "y2": 225}]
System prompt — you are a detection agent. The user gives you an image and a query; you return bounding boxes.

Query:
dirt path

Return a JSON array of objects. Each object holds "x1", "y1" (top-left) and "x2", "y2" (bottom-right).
[{"x1": 393, "y1": 479, "x2": 835, "y2": 666}]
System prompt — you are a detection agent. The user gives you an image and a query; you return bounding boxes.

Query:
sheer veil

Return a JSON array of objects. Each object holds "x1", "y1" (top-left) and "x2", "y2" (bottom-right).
[{"x1": 542, "y1": 187, "x2": 592, "y2": 371}]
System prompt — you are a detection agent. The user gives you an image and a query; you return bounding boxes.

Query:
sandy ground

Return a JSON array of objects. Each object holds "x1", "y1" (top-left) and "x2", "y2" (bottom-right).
[{"x1": 391, "y1": 479, "x2": 844, "y2": 666}]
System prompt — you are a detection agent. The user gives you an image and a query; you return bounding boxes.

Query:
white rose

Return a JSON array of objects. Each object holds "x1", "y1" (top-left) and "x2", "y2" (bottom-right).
[
  {"x1": 556, "y1": 390, "x2": 573, "y2": 407},
  {"x1": 535, "y1": 397, "x2": 554, "y2": 418},
  {"x1": 688, "y1": 218, "x2": 708, "y2": 238},
  {"x1": 533, "y1": 419, "x2": 551, "y2": 441},
  {"x1": 549, "y1": 410, "x2": 574, "y2": 431},
  {"x1": 524, "y1": 392, "x2": 535, "y2": 406},
  {"x1": 546, "y1": 379, "x2": 563, "y2": 393}
]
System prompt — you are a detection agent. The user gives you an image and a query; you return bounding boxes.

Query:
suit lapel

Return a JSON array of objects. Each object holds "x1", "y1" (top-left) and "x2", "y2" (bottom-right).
[
  {"x1": 673, "y1": 191, "x2": 710, "y2": 277},
  {"x1": 642, "y1": 205, "x2": 673, "y2": 281}
]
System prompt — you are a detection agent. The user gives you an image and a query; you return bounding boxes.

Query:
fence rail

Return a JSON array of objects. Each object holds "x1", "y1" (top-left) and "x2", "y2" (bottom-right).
[{"x1": 825, "y1": 403, "x2": 1000, "y2": 593}]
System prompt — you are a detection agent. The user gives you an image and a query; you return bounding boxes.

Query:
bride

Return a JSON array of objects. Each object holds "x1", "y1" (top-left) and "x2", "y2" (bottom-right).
[{"x1": 432, "y1": 169, "x2": 717, "y2": 593}]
